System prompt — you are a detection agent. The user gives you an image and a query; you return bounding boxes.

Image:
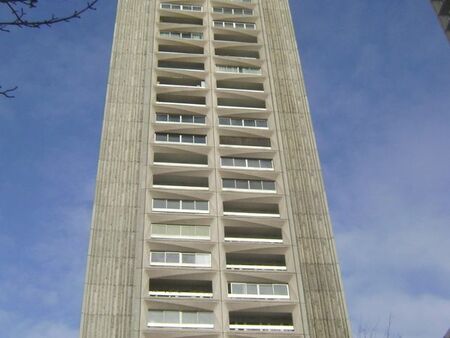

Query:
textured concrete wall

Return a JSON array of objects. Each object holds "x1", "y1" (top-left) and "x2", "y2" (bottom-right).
[
  {"x1": 79, "y1": 0, "x2": 154, "y2": 337},
  {"x1": 260, "y1": 1, "x2": 352, "y2": 337}
]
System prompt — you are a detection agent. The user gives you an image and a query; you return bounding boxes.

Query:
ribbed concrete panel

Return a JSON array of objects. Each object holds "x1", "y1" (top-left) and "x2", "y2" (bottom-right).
[
  {"x1": 80, "y1": 0, "x2": 155, "y2": 337},
  {"x1": 259, "y1": 1, "x2": 352, "y2": 337}
]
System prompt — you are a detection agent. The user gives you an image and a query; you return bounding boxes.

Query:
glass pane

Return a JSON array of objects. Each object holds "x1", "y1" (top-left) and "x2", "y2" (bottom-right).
[
  {"x1": 172, "y1": 5, "x2": 181, "y2": 10},
  {"x1": 213, "y1": 8, "x2": 222, "y2": 13},
  {"x1": 196, "y1": 201, "x2": 208, "y2": 211},
  {"x1": 183, "y1": 5, "x2": 192, "y2": 11},
  {"x1": 247, "y1": 284, "x2": 258, "y2": 294},
  {"x1": 196, "y1": 226, "x2": 210, "y2": 237},
  {"x1": 236, "y1": 180, "x2": 249, "y2": 189},
  {"x1": 182, "y1": 312, "x2": 197, "y2": 324},
  {"x1": 151, "y1": 252, "x2": 165, "y2": 263},
  {"x1": 194, "y1": 115, "x2": 205, "y2": 124},
  {"x1": 260, "y1": 159, "x2": 273, "y2": 168},
  {"x1": 155, "y1": 133, "x2": 167, "y2": 142},
  {"x1": 196, "y1": 253, "x2": 211, "y2": 265},
  {"x1": 256, "y1": 119, "x2": 268, "y2": 128},
  {"x1": 194, "y1": 135, "x2": 206, "y2": 144},
  {"x1": 221, "y1": 157, "x2": 234, "y2": 166},
  {"x1": 243, "y1": 119, "x2": 256, "y2": 127},
  {"x1": 149, "y1": 310, "x2": 164, "y2": 323},
  {"x1": 166, "y1": 224, "x2": 180, "y2": 236},
  {"x1": 166, "y1": 252, "x2": 179, "y2": 263},
  {"x1": 151, "y1": 224, "x2": 166, "y2": 235},
  {"x1": 168, "y1": 114, "x2": 180, "y2": 122},
  {"x1": 249, "y1": 181, "x2": 262, "y2": 190},
  {"x1": 223, "y1": 179, "x2": 235, "y2": 189},
  {"x1": 182, "y1": 200, "x2": 195, "y2": 210},
  {"x1": 193, "y1": 6, "x2": 202, "y2": 11},
  {"x1": 182, "y1": 253, "x2": 196, "y2": 264},
  {"x1": 236, "y1": 23, "x2": 245, "y2": 29},
  {"x1": 164, "y1": 311, "x2": 180, "y2": 324},
  {"x1": 198, "y1": 312, "x2": 214, "y2": 325},
  {"x1": 153, "y1": 199, "x2": 166, "y2": 209},
  {"x1": 248, "y1": 159, "x2": 260, "y2": 168},
  {"x1": 243, "y1": 9, "x2": 253, "y2": 15},
  {"x1": 180, "y1": 226, "x2": 196, "y2": 237},
  {"x1": 219, "y1": 117, "x2": 230, "y2": 125},
  {"x1": 167, "y1": 200, "x2": 180, "y2": 209},
  {"x1": 234, "y1": 158, "x2": 246, "y2": 167},
  {"x1": 224, "y1": 8, "x2": 233, "y2": 14},
  {"x1": 263, "y1": 181, "x2": 276, "y2": 191},
  {"x1": 156, "y1": 114, "x2": 167, "y2": 121},
  {"x1": 181, "y1": 134, "x2": 194, "y2": 143},
  {"x1": 231, "y1": 283, "x2": 245, "y2": 294},
  {"x1": 225, "y1": 22, "x2": 234, "y2": 28},
  {"x1": 274, "y1": 284, "x2": 289, "y2": 295},
  {"x1": 259, "y1": 284, "x2": 273, "y2": 295},
  {"x1": 181, "y1": 115, "x2": 194, "y2": 123},
  {"x1": 168, "y1": 134, "x2": 179, "y2": 142},
  {"x1": 231, "y1": 118, "x2": 242, "y2": 126}
]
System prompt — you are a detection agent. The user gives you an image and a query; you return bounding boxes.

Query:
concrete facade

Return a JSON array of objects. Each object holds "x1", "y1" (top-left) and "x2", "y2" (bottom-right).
[{"x1": 80, "y1": 1, "x2": 352, "y2": 337}]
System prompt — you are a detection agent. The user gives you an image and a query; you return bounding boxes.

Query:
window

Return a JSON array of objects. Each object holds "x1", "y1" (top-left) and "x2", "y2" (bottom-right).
[
  {"x1": 156, "y1": 114, "x2": 206, "y2": 125},
  {"x1": 222, "y1": 179, "x2": 276, "y2": 192},
  {"x1": 213, "y1": 7, "x2": 254, "y2": 16},
  {"x1": 213, "y1": 21, "x2": 256, "y2": 30},
  {"x1": 229, "y1": 283, "x2": 289, "y2": 299},
  {"x1": 219, "y1": 117, "x2": 268, "y2": 129},
  {"x1": 160, "y1": 31, "x2": 203, "y2": 40},
  {"x1": 150, "y1": 252, "x2": 212, "y2": 267},
  {"x1": 221, "y1": 157, "x2": 273, "y2": 170},
  {"x1": 148, "y1": 310, "x2": 214, "y2": 328},
  {"x1": 160, "y1": 3, "x2": 203, "y2": 12},
  {"x1": 154, "y1": 133, "x2": 207, "y2": 145},
  {"x1": 152, "y1": 199, "x2": 209, "y2": 213},
  {"x1": 216, "y1": 65, "x2": 261, "y2": 74},
  {"x1": 151, "y1": 224, "x2": 210, "y2": 240}
]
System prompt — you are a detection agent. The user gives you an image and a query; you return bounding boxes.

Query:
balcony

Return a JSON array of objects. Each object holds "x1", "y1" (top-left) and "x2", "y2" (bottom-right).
[
  {"x1": 220, "y1": 136, "x2": 271, "y2": 149},
  {"x1": 217, "y1": 65, "x2": 261, "y2": 75},
  {"x1": 218, "y1": 97, "x2": 266, "y2": 109},
  {"x1": 148, "y1": 310, "x2": 214, "y2": 329},
  {"x1": 160, "y1": 3, "x2": 203, "y2": 12},
  {"x1": 222, "y1": 178, "x2": 276, "y2": 193},
  {"x1": 152, "y1": 199, "x2": 209, "y2": 213},
  {"x1": 159, "y1": 44, "x2": 204, "y2": 55},
  {"x1": 157, "y1": 77, "x2": 205, "y2": 88},
  {"x1": 220, "y1": 157, "x2": 273, "y2": 170},
  {"x1": 226, "y1": 253, "x2": 286, "y2": 271},
  {"x1": 214, "y1": 33, "x2": 257, "y2": 43},
  {"x1": 160, "y1": 16, "x2": 203, "y2": 26},
  {"x1": 213, "y1": 20, "x2": 256, "y2": 30},
  {"x1": 215, "y1": 48, "x2": 259, "y2": 59},
  {"x1": 154, "y1": 152, "x2": 208, "y2": 167},
  {"x1": 223, "y1": 201, "x2": 280, "y2": 218},
  {"x1": 149, "y1": 279, "x2": 213, "y2": 298},
  {"x1": 150, "y1": 251, "x2": 211, "y2": 268},
  {"x1": 157, "y1": 94, "x2": 206, "y2": 106},
  {"x1": 228, "y1": 282, "x2": 289, "y2": 300},
  {"x1": 153, "y1": 174, "x2": 209, "y2": 190},
  {"x1": 154, "y1": 133, "x2": 207, "y2": 145},
  {"x1": 160, "y1": 31, "x2": 203, "y2": 40},
  {"x1": 213, "y1": 7, "x2": 254, "y2": 16},
  {"x1": 156, "y1": 113, "x2": 206, "y2": 125},
  {"x1": 217, "y1": 80, "x2": 264, "y2": 92},
  {"x1": 158, "y1": 60, "x2": 205, "y2": 71},
  {"x1": 229, "y1": 312, "x2": 294, "y2": 332},
  {"x1": 150, "y1": 224, "x2": 210, "y2": 240},
  {"x1": 219, "y1": 116, "x2": 267, "y2": 128},
  {"x1": 224, "y1": 226, "x2": 282, "y2": 244}
]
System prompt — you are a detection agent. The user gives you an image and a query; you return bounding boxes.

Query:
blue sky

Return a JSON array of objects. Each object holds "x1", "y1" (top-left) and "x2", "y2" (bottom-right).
[{"x1": 0, "y1": 1, "x2": 449, "y2": 337}]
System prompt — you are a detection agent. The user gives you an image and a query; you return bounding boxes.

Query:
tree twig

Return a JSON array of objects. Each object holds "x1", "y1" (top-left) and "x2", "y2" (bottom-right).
[{"x1": 0, "y1": 85, "x2": 18, "y2": 98}]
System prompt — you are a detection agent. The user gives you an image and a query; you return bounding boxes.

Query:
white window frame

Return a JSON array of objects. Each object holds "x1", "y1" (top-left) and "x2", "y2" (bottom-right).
[
  {"x1": 213, "y1": 21, "x2": 256, "y2": 30},
  {"x1": 222, "y1": 179, "x2": 276, "y2": 193},
  {"x1": 220, "y1": 157, "x2": 273, "y2": 170},
  {"x1": 156, "y1": 113, "x2": 206, "y2": 125},
  {"x1": 213, "y1": 7, "x2": 254, "y2": 16},
  {"x1": 148, "y1": 310, "x2": 214, "y2": 329},
  {"x1": 154, "y1": 133, "x2": 207, "y2": 145},
  {"x1": 160, "y1": 31, "x2": 203, "y2": 40},
  {"x1": 150, "y1": 251, "x2": 212, "y2": 268},
  {"x1": 150, "y1": 224, "x2": 211, "y2": 240},
  {"x1": 218, "y1": 117, "x2": 268, "y2": 129},
  {"x1": 216, "y1": 65, "x2": 261, "y2": 74},
  {"x1": 152, "y1": 199, "x2": 209, "y2": 213},
  {"x1": 228, "y1": 283, "x2": 289, "y2": 299},
  {"x1": 160, "y1": 3, "x2": 203, "y2": 12}
]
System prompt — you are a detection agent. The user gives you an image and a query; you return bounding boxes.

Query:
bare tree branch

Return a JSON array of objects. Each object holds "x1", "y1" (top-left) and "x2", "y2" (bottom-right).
[
  {"x1": 0, "y1": 0, "x2": 97, "y2": 31},
  {"x1": 0, "y1": 1, "x2": 98, "y2": 98},
  {"x1": 0, "y1": 85, "x2": 18, "y2": 98}
]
